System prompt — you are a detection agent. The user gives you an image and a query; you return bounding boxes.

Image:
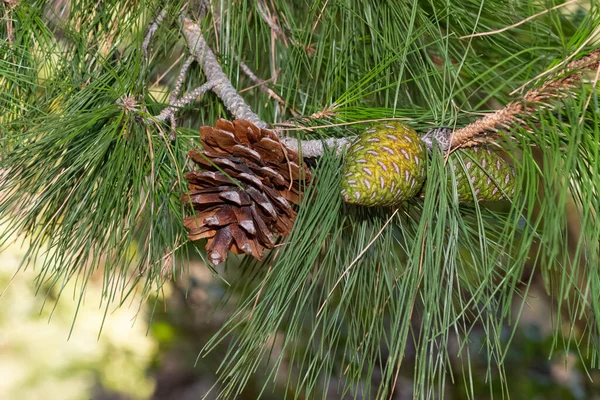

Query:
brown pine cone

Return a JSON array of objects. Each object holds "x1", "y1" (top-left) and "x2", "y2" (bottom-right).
[{"x1": 182, "y1": 119, "x2": 311, "y2": 265}]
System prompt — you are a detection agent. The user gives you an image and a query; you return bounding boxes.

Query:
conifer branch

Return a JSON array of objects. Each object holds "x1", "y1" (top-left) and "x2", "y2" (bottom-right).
[
  {"x1": 142, "y1": 8, "x2": 167, "y2": 56},
  {"x1": 174, "y1": 17, "x2": 599, "y2": 159},
  {"x1": 169, "y1": 55, "x2": 195, "y2": 104},
  {"x1": 237, "y1": 57, "x2": 299, "y2": 117},
  {"x1": 448, "y1": 48, "x2": 600, "y2": 149},
  {"x1": 177, "y1": 15, "x2": 350, "y2": 155},
  {"x1": 154, "y1": 80, "x2": 219, "y2": 123},
  {"x1": 280, "y1": 136, "x2": 353, "y2": 158},
  {"x1": 181, "y1": 17, "x2": 267, "y2": 128}
]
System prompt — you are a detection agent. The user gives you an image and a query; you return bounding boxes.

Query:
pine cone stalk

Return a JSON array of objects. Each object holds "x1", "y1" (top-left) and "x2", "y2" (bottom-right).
[{"x1": 182, "y1": 119, "x2": 311, "y2": 264}]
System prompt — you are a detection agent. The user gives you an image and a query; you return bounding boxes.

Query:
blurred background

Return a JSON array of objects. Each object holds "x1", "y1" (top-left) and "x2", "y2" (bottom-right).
[{"x1": 1, "y1": 226, "x2": 599, "y2": 400}]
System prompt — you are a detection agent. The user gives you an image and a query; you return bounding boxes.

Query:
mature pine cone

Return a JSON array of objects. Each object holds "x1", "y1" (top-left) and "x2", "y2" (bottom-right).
[
  {"x1": 341, "y1": 122, "x2": 427, "y2": 206},
  {"x1": 182, "y1": 119, "x2": 311, "y2": 265}
]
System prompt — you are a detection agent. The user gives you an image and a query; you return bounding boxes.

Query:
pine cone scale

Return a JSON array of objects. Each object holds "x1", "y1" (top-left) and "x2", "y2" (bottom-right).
[
  {"x1": 219, "y1": 189, "x2": 252, "y2": 206},
  {"x1": 263, "y1": 186, "x2": 294, "y2": 216},
  {"x1": 200, "y1": 126, "x2": 237, "y2": 148},
  {"x1": 254, "y1": 137, "x2": 284, "y2": 162},
  {"x1": 231, "y1": 145, "x2": 263, "y2": 163},
  {"x1": 260, "y1": 167, "x2": 287, "y2": 186},
  {"x1": 246, "y1": 187, "x2": 278, "y2": 219},
  {"x1": 184, "y1": 214, "x2": 218, "y2": 240},
  {"x1": 187, "y1": 192, "x2": 226, "y2": 206},
  {"x1": 250, "y1": 205, "x2": 277, "y2": 247},
  {"x1": 234, "y1": 206, "x2": 256, "y2": 235},
  {"x1": 280, "y1": 190, "x2": 300, "y2": 204},
  {"x1": 204, "y1": 206, "x2": 237, "y2": 226},
  {"x1": 185, "y1": 170, "x2": 233, "y2": 186},
  {"x1": 206, "y1": 225, "x2": 233, "y2": 264},
  {"x1": 230, "y1": 224, "x2": 254, "y2": 256},
  {"x1": 238, "y1": 173, "x2": 264, "y2": 189}
]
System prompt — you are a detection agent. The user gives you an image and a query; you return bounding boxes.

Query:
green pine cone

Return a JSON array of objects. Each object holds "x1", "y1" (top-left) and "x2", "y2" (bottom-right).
[
  {"x1": 448, "y1": 147, "x2": 516, "y2": 201},
  {"x1": 341, "y1": 123, "x2": 427, "y2": 206}
]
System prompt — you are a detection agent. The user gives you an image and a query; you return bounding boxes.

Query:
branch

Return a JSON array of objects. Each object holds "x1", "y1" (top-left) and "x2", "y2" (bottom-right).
[
  {"x1": 151, "y1": 13, "x2": 599, "y2": 158},
  {"x1": 163, "y1": 14, "x2": 342, "y2": 155},
  {"x1": 154, "y1": 80, "x2": 219, "y2": 122},
  {"x1": 142, "y1": 8, "x2": 167, "y2": 56},
  {"x1": 169, "y1": 55, "x2": 195, "y2": 104},
  {"x1": 237, "y1": 57, "x2": 300, "y2": 117},
  {"x1": 181, "y1": 17, "x2": 267, "y2": 128},
  {"x1": 280, "y1": 136, "x2": 353, "y2": 158},
  {"x1": 448, "y1": 48, "x2": 600, "y2": 150}
]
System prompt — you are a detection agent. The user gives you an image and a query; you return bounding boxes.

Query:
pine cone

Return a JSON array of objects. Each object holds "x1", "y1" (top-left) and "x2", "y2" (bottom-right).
[
  {"x1": 182, "y1": 119, "x2": 311, "y2": 265},
  {"x1": 341, "y1": 122, "x2": 427, "y2": 206},
  {"x1": 448, "y1": 147, "x2": 516, "y2": 201}
]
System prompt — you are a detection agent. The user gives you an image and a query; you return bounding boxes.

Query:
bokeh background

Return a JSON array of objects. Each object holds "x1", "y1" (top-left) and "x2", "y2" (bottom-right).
[{"x1": 1, "y1": 226, "x2": 599, "y2": 399}]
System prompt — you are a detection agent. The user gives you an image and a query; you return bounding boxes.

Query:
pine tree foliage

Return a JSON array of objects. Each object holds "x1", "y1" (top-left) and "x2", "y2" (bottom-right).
[{"x1": 1, "y1": 0, "x2": 600, "y2": 398}]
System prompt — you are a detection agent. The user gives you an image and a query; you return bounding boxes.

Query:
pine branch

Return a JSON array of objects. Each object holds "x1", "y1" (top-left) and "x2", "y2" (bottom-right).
[
  {"x1": 280, "y1": 136, "x2": 352, "y2": 158},
  {"x1": 181, "y1": 17, "x2": 267, "y2": 128},
  {"x1": 165, "y1": 12, "x2": 599, "y2": 161},
  {"x1": 169, "y1": 55, "x2": 195, "y2": 104},
  {"x1": 142, "y1": 7, "x2": 167, "y2": 56},
  {"x1": 154, "y1": 80, "x2": 219, "y2": 122},
  {"x1": 4, "y1": 2, "x2": 600, "y2": 398},
  {"x1": 169, "y1": 14, "x2": 350, "y2": 155},
  {"x1": 448, "y1": 48, "x2": 600, "y2": 149}
]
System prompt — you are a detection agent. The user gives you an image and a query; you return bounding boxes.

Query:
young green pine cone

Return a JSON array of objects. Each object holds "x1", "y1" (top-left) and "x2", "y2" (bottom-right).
[
  {"x1": 448, "y1": 147, "x2": 516, "y2": 201},
  {"x1": 341, "y1": 122, "x2": 427, "y2": 206}
]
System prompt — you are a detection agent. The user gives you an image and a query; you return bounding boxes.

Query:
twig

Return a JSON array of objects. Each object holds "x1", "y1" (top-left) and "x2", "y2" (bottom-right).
[
  {"x1": 280, "y1": 136, "x2": 353, "y2": 158},
  {"x1": 142, "y1": 8, "x2": 167, "y2": 56},
  {"x1": 154, "y1": 80, "x2": 219, "y2": 122},
  {"x1": 460, "y1": 0, "x2": 578, "y2": 39},
  {"x1": 3, "y1": 0, "x2": 20, "y2": 44},
  {"x1": 511, "y1": 26, "x2": 600, "y2": 95},
  {"x1": 237, "y1": 57, "x2": 299, "y2": 116},
  {"x1": 169, "y1": 55, "x2": 195, "y2": 104},
  {"x1": 256, "y1": 0, "x2": 288, "y2": 46},
  {"x1": 181, "y1": 17, "x2": 267, "y2": 128},
  {"x1": 168, "y1": 114, "x2": 177, "y2": 141}
]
